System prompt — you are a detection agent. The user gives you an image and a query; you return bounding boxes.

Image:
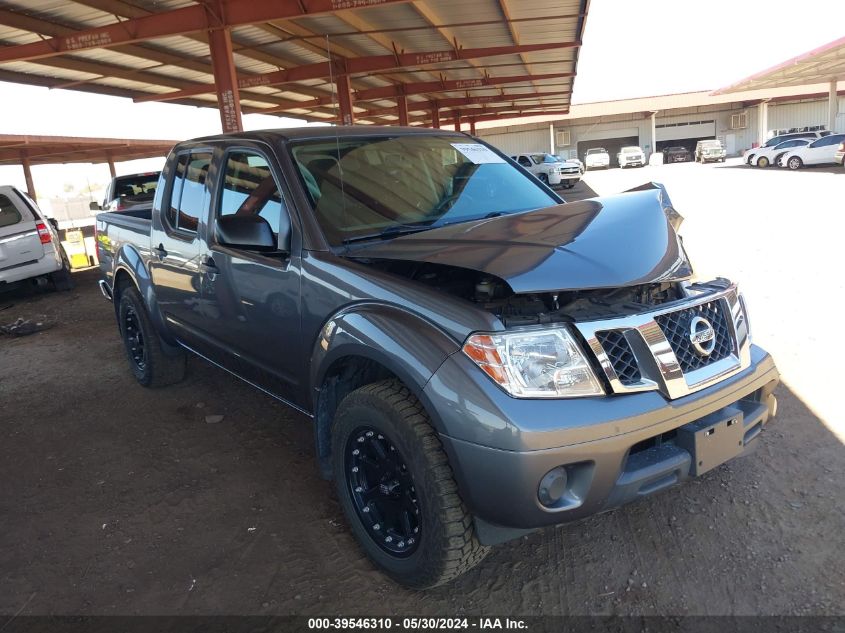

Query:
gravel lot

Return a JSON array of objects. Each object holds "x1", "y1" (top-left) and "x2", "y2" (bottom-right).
[{"x1": 1, "y1": 159, "x2": 843, "y2": 616}]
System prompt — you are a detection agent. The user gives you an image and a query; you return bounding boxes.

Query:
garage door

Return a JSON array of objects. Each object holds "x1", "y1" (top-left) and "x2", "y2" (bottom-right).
[
  {"x1": 656, "y1": 120, "x2": 716, "y2": 155},
  {"x1": 577, "y1": 136, "x2": 639, "y2": 168}
]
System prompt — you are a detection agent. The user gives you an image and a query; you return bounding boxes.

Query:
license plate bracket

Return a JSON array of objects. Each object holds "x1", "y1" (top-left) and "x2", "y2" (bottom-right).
[{"x1": 676, "y1": 406, "x2": 744, "y2": 476}]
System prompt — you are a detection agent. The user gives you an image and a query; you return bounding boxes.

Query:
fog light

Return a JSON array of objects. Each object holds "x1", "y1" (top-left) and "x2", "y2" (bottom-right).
[{"x1": 538, "y1": 466, "x2": 568, "y2": 507}]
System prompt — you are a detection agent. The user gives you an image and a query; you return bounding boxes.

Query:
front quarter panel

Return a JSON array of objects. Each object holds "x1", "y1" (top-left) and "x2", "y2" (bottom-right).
[{"x1": 310, "y1": 304, "x2": 460, "y2": 425}]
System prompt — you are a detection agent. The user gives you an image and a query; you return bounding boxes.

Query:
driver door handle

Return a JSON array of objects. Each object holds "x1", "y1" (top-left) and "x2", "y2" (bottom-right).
[
  {"x1": 200, "y1": 256, "x2": 220, "y2": 276},
  {"x1": 152, "y1": 243, "x2": 167, "y2": 260}
]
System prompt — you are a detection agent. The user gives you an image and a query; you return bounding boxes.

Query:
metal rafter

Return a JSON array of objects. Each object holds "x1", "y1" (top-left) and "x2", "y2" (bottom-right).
[
  {"x1": 132, "y1": 42, "x2": 578, "y2": 103},
  {"x1": 0, "y1": 0, "x2": 413, "y2": 64}
]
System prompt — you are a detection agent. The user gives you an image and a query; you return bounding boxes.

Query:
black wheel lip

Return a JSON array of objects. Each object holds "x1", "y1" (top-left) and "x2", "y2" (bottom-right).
[
  {"x1": 345, "y1": 425, "x2": 421, "y2": 558},
  {"x1": 123, "y1": 305, "x2": 147, "y2": 371}
]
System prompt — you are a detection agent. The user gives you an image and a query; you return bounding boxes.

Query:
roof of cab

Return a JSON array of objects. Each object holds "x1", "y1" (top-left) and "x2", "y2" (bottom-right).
[{"x1": 187, "y1": 126, "x2": 470, "y2": 145}]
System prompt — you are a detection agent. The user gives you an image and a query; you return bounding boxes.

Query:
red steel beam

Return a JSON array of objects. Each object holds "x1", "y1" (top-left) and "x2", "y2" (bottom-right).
[
  {"x1": 378, "y1": 105, "x2": 572, "y2": 126},
  {"x1": 0, "y1": 0, "x2": 412, "y2": 64},
  {"x1": 361, "y1": 90, "x2": 571, "y2": 117},
  {"x1": 258, "y1": 72, "x2": 576, "y2": 114},
  {"x1": 431, "y1": 106, "x2": 440, "y2": 129},
  {"x1": 208, "y1": 27, "x2": 243, "y2": 133},
  {"x1": 397, "y1": 94, "x2": 409, "y2": 126},
  {"x1": 134, "y1": 43, "x2": 579, "y2": 104},
  {"x1": 337, "y1": 74, "x2": 355, "y2": 126}
]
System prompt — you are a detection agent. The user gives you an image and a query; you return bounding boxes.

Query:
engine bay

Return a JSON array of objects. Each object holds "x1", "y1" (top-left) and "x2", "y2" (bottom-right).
[{"x1": 360, "y1": 259, "x2": 685, "y2": 326}]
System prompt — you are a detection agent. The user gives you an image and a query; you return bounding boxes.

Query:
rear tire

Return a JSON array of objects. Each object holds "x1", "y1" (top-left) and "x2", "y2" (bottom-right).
[
  {"x1": 50, "y1": 248, "x2": 74, "y2": 291},
  {"x1": 332, "y1": 379, "x2": 488, "y2": 588},
  {"x1": 787, "y1": 156, "x2": 803, "y2": 170},
  {"x1": 118, "y1": 286, "x2": 186, "y2": 388}
]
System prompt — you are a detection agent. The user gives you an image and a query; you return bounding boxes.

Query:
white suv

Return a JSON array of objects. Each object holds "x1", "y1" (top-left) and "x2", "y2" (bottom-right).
[
  {"x1": 617, "y1": 146, "x2": 645, "y2": 168},
  {"x1": 584, "y1": 147, "x2": 610, "y2": 170},
  {"x1": 511, "y1": 153, "x2": 581, "y2": 189},
  {"x1": 0, "y1": 185, "x2": 72, "y2": 290}
]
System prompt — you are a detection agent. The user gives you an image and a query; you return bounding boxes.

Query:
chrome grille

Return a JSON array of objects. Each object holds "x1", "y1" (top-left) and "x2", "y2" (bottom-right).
[
  {"x1": 654, "y1": 300, "x2": 733, "y2": 373},
  {"x1": 575, "y1": 284, "x2": 749, "y2": 400},
  {"x1": 595, "y1": 331, "x2": 641, "y2": 385}
]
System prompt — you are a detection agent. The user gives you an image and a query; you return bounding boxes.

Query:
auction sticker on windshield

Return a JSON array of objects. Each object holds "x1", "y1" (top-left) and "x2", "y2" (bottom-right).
[{"x1": 451, "y1": 143, "x2": 505, "y2": 164}]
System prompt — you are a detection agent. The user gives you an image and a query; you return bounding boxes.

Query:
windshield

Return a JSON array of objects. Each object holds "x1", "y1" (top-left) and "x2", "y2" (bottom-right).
[
  {"x1": 586, "y1": 148, "x2": 606, "y2": 154},
  {"x1": 532, "y1": 154, "x2": 559, "y2": 164},
  {"x1": 701, "y1": 141, "x2": 721, "y2": 148},
  {"x1": 620, "y1": 147, "x2": 640, "y2": 153},
  {"x1": 289, "y1": 135, "x2": 559, "y2": 246}
]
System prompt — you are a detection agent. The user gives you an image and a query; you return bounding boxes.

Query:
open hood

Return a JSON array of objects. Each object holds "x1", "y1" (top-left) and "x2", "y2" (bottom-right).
[{"x1": 350, "y1": 183, "x2": 693, "y2": 294}]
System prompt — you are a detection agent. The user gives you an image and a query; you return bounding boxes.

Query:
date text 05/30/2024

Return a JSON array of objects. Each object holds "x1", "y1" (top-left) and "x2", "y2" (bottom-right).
[{"x1": 307, "y1": 617, "x2": 528, "y2": 630}]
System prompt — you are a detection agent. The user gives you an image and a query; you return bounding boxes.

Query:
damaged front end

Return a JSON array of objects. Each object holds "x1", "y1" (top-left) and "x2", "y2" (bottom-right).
[{"x1": 350, "y1": 182, "x2": 693, "y2": 326}]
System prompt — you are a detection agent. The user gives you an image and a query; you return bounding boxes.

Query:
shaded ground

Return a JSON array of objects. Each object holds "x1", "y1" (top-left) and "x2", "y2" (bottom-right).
[{"x1": 0, "y1": 269, "x2": 842, "y2": 616}]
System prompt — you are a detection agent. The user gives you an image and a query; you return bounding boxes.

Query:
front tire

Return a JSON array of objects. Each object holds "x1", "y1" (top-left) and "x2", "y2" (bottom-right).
[
  {"x1": 118, "y1": 286, "x2": 186, "y2": 388},
  {"x1": 757, "y1": 156, "x2": 769, "y2": 168},
  {"x1": 787, "y1": 156, "x2": 803, "y2": 170},
  {"x1": 332, "y1": 380, "x2": 488, "y2": 588}
]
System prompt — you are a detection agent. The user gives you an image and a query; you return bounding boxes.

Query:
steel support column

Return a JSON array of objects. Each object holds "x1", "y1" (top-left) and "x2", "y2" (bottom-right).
[
  {"x1": 470, "y1": 119, "x2": 477, "y2": 136},
  {"x1": 829, "y1": 79, "x2": 839, "y2": 132},
  {"x1": 397, "y1": 94, "x2": 409, "y2": 126},
  {"x1": 453, "y1": 110, "x2": 461, "y2": 132},
  {"x1": 21, "y1": 155, "x2": 35, "y2": 201},
  {"x1": 758, "y1": 100, "x2": 769, "y2": 147},
  {"x1": 337, "y1": 74, "x2": 355, "y2": 126},
  {"x1": 107, "y1": 156, "x2": 116, "y2": 179},
  {"x1": 208, "y1": 27, "x2": 243, "y2": 133},
  {"x1": 431, "y1": 106, "x2": 440, "y2": 129}
]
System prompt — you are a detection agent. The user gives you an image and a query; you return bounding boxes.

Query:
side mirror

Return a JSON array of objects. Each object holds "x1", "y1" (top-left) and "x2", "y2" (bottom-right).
[
  {"x1": 216, "y1": 215, "x2": 280, "y2": 253},
  {"x1": 89, "y1": 201, "x2": 101, "y2": 211}
]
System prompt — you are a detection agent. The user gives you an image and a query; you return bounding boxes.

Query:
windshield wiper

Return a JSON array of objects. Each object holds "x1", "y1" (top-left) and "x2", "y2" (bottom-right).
[{"x1": 341, "y1": 223, "x2": 433, "y2": 246}]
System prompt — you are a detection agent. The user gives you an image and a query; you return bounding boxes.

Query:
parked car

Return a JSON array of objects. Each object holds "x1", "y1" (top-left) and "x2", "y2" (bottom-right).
[
  {"x1": 744, "y1": 130, "x2": 831, "y2": 165},
  {"x1": 97, "y1": 127, "x2": 778, "y2": 588},
  {"x1": 694, "y1": 139, "x2": 726, "y2": 163},
  {"x1": 748, "y1": 138, "x2": 811, "y2": 168},
  {"x1": 584, "y1": 147, "x2": 610, "y2": 170},
  {"x1": 779, "y1": 133, "x2": 845, "y2": 170},
  {"x1": 834, "y1": 140, "x2": 845, "y2": 167},
  {"x1": 511, "y1": 153, "x2": 580, "y2": 188},
  {"x1": 663, "y1": 146, "x2": 691, "y2": 163},
  {"x1": 617, "y1": 146, "x2": 646, "y2": 168},
  {"x1": 0, "y1": 185, "x2": 73, "y2": 291},
  {"x1": 92, "y1": 171, "x2": 162, "y2": 212}
]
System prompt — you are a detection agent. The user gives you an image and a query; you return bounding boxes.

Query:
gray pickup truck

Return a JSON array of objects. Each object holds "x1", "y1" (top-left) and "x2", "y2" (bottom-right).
[{"x1": 96, "y1": 127, "x2": 779, "y2": 588}]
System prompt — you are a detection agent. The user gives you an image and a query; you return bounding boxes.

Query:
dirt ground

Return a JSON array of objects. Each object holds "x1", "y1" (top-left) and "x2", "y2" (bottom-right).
[
  {"x1": 0, "y1": 270, "x2": 841, "y2": 617},
  {"x1": 1, "y1": 162, "x2": 843, "y2": 616}
]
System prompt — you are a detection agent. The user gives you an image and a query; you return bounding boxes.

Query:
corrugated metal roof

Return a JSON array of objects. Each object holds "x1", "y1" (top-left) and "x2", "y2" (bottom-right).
[
  {"x1": 0, "y1": 0, "x2": 589, "y2": 125},
  {"x1": 713, "y1": 36, "x2": 845, "y2": 94}
]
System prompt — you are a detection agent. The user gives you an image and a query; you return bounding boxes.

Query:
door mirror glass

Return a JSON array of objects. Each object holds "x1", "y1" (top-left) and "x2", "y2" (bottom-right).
[
  {"x1": 89, "y1": 201, "x2": 101, "y2": 211},
  {"x1": 216, "y1": 215, "x2": 276, "y2": 251}
]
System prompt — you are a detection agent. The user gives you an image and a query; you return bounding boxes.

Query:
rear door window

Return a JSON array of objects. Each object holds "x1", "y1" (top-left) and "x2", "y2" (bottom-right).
[
  {"x1": 0, "y1": 194, "x2": 23, "y2": 228},
  {"x1": 167, "y1": 151, "x2": 212, "y2": 233}
]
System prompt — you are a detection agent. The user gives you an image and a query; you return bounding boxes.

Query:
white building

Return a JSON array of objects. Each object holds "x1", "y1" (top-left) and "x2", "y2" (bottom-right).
[{"x1": 477, "y1": 85, "x2": 844, "y2": 167}]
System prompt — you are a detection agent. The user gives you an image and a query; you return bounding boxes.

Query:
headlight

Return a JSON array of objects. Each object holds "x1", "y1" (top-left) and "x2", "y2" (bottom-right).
[{"x1": 462, "y1": 327, "x2": 604, "y2": 398}]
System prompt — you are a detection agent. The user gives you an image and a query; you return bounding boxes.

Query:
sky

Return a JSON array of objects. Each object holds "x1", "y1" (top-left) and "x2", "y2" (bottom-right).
[{"x1": 1, "y1": 0, "x2": 844, "y2": 198}]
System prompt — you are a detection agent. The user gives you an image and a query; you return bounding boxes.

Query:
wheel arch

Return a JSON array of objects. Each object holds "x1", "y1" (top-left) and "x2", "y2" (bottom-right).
[{"x1": 309, "y1": 304, "x2": 459, "y2": 478}]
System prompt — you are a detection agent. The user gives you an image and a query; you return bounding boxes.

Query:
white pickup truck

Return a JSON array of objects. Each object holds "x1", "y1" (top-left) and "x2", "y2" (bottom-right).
[
  {"x1": 0, "y1": 185, "x2": 72, "y2": 291},
  {"x1": 511, "y1": 153, "x2": 581, "y2": 189}
]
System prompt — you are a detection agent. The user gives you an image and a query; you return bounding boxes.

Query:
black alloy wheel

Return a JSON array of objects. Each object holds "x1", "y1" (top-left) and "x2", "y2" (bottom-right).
[
  {"x1": 346, "y1": 426, "x2": 421, "y2": 557},
  {"x1": 123, "y1": 305, "x2": 146, "y2": 371}
]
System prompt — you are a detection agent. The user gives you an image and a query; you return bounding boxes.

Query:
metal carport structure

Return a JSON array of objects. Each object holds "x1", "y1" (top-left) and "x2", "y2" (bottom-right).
[
  {"x1": 0, "y1": 0, "x2": 590, "y2": 134},
  {"x1": 0, "y1": 133, "x2": 176, "y2": 201},
  {"x1": 713, "y1": 36, "x2": 845, "y2": 136}
]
